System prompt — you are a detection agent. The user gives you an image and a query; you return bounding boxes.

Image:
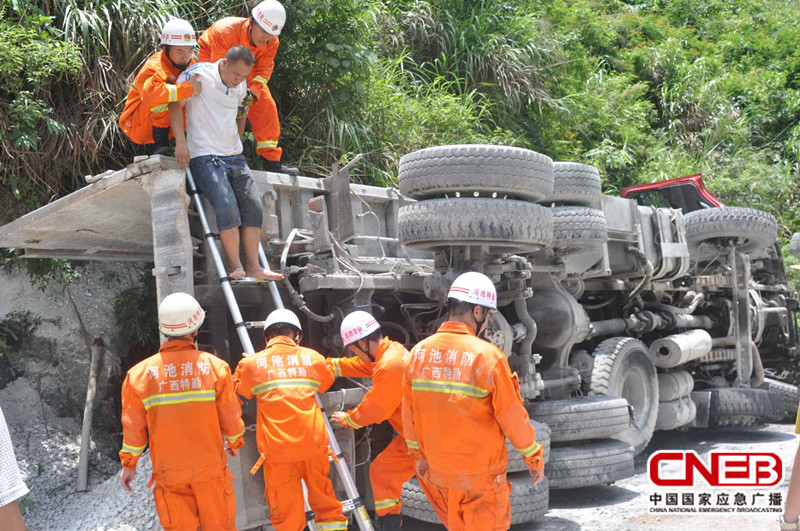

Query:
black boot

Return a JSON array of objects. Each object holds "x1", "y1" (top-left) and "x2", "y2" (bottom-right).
[
  {"x1": 150, "y1": 126, "x2": 173, "y2": 157},
  {"x1": 379, "y1": 514, "x2": 403, "y2": 531},
  {"x1": 262, "y1": 159, "x2": 299, "y2": 175}
]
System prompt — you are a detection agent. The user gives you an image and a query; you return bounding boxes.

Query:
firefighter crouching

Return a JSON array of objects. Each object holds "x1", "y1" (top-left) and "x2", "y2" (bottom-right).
[
  {"x1": 118, "y1": 292, "x2": 245, "y2": 530},
  {"x1": 119, "y1": 19, "x2": 202, "y2": 156},
  {"x1": 402, "y1": 272, "x2": 545, "y2": 531},
  {"x1": 328, "y1": 311, "x2": 414, "y2": 530},
  {"x1": 233, "y1": 309, "x2": 348, "y2": 531}
]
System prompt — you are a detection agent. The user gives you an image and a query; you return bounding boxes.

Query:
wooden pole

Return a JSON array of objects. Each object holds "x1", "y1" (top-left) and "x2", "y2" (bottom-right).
[{"x1": 77, "y1": 338, "x2": 104, "y2": 492}]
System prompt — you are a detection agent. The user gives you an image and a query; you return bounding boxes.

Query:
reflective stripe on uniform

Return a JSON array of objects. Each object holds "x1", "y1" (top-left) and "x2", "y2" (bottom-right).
[
  {"x1": 331, "y1": 359, "x2": 342, "y2": 378},
  {"x1": 516, "y1": 441, "x2": 542, "y2": 458},
  {"x1": 316, "y1": 522, "x2": 348, "y2": 531},
  {"x1": 252, "y1": 378, "x2": 321, "y2": 395},
  {"x1": 252, "y1": 75, "x2": 268, "y2": 87},
  {"x1": 411, "y1": 379, "x2": 489, "y2": 399},
  {"x1": 142, "y1": 390, "x2": 216, "y2": 410},
  {"x1": 257, "y1": 140, "x2": 279, "y2": 149},
  {"x1": 374, "y1": 498, "x2": 400, "y2": 511},
  {"x1": 225, "y1": 428, "x2": 245, "y2": 443},
  {"x1": 405, "y1": 439, "x2": 419, "y2": 450},
  {"x1": 343, "y1": 414, "x2": 362, "y2": 429},
  {"x1": 167, "y1": 84, "x2": 178, "y2": 102},
  {"x1": 121, "y1": 442, "x2": 147, "y2": 456},
  {"x1": 150, "y1": 103, "x2": 169, "y2": 114}
]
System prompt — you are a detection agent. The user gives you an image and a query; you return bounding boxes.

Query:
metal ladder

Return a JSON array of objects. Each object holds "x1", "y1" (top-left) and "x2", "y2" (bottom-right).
[{"x1": 186, "y1": 167, "x2": 374, "y2": 531}]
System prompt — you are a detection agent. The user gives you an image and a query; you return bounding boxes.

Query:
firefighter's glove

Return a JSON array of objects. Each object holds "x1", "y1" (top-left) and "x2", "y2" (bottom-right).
[{"x1": 236, "y1": 90, "x2": 256, "y2": 120}]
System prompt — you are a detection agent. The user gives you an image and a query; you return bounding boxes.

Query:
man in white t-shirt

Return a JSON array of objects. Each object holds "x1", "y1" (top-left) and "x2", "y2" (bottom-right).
[
  {"x1": 169, "y1": 46, "x2": 282, "y2": 281},
  {"x1": 0, "y1": 406, "x2": 28, "y2": 531}
]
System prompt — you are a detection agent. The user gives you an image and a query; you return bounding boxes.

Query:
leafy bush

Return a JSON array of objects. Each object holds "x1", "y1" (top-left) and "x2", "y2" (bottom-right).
[
  {"x1": 113, "y1": 269, "x2": 159, "y2": 355},
  {"x1": 0, "y1": 311, "x2": 42, "y2": 384}
]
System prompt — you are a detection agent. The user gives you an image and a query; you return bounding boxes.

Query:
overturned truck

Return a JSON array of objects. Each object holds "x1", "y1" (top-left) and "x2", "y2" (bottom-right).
[{"x1": 1, "y1": 145, "x2": 798, "y2": 528}]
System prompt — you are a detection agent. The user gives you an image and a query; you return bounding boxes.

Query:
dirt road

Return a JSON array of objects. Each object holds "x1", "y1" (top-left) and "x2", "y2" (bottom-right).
[{"x1": 407, "y1": 422, "x2": 798, "y2": 530}]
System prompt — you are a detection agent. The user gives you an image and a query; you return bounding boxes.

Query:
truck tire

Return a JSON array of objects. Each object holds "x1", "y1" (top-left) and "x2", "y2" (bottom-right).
[
  {"x1": 658, "y1": 370, "x2": 695, "y2": 402},
  {"x1": 507, "y1": 420, "x2": 551, "y2": 473},
  {"x1": 761, "y1": 378, "x2": 800, "y2": 419},
  {"x1": 398, "y1": 145, "x2": 554, "y2": 202},
  {"x1": 546, "y1": 440, "x2": 634, "y2": 490},
  {"x1": 590, "y1": 337, "x2": 658, "y2": 456},
  {"x1": 525, "y1": 396, "x2": 630, "y2": 443},
  {"x1": 683, "y1": 207, "x2": 777, "y2": 255},
  {"x1": 398, "y1": 198, "x2": 553, "y2": 253},
  {"x1": 790, "y1": 232, "x2": 800, "y2": 259},
  {"x1": 708, "y1": 387, "x2": 785, "y2": 427},
  {"x1": 551, "y1": 207, "x2": 608, "y2": 251},
  {"x1": 542, "y1": 162, "x2": 602, "y2": 206},
  {"x1": 655, "y1": 396, "x2": 697, "y2": 431},
  {"x1": 401, "y1": 474, "x2": 549, "y2": 525}
]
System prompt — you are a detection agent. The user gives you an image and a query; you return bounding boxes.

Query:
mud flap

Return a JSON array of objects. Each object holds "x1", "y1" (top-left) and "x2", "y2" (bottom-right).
[{"x1": 688, "y1": 390, "x2": 711, "y2": 428}]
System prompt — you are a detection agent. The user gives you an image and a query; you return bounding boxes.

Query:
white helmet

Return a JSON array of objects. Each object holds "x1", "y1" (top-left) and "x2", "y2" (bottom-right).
[
  {"x1": 447, "y1": 272, "x2": 498, "y2": 310},
  {"x1": 264, "y1": 308, "x2": 302, "y2": 333},
  {"x1": 252, "y1": 0, "x2": 286, "y2": 36},
  {"x1": 340, "y1": 311, "x2": 381, "y2": 347},
  {"x1": 159, "y1": 292, "x2": 205, "y2": 337},
  {"x1": 160, "y1": 18, "x2": 197, "y2": 46}
]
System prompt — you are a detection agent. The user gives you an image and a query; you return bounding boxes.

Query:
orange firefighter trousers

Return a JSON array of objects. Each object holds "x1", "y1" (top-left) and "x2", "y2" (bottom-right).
[
  {"x1": 250, "y1": 85, "x2": 282, "y2": 162},
  {"x1": 152, "y1": 470, "x2": 237, "y2": 531},
  {"x1": 370, "y1": 436, "x2": 417, "y2": 516},
  {"x1": 423, "y1": 475, "x2": 512, "y2": 531},
  {"x1": 262, "y1": 453, "x2": 347, "y2": 531}
]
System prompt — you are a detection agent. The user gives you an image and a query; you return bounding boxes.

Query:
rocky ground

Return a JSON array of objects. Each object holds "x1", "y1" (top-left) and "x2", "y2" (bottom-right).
[{"x1": 1, "y1": 378, "x2": 158, "y2": 530}]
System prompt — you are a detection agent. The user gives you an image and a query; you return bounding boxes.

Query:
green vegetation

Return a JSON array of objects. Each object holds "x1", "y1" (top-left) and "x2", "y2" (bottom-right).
[
  {"x1": 0, "y1": 0, "x2": 798, "y2": 245},
  {"x1": 0, "y1": 311, "x2": 42, "y2": 384},
  {"x1": 113, "y1": 268, "x2": 159, "y2": 355},
  {"x1": 2, "y1": 250, "x2": 81, "y2": 291}
]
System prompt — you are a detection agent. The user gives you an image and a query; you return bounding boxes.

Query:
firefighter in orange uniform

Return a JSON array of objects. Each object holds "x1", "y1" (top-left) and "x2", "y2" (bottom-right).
[
  {"x1": 118, "y1": 292, "x2": 244, "y2": 530},
  {"x1": 328, "y1": 311, "x2": 413, "y2": 530},
  {"x1": 233, "y1": 309, "x2": 347, "y2": 531},
  {"x1": 198, "y1": 0, "x2": 297, "y2": 174},
  {"x1": 402, "y1": 272, "x2": 545, "y2": 531},
  {"x1": 119, "y1": 19, "x2": 202, "y2": 156}
]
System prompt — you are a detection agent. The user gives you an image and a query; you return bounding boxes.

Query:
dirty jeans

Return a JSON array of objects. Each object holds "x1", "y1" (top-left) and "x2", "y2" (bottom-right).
[{"x1": 189, "y1": 154, "x2": 263, "y2": 231}]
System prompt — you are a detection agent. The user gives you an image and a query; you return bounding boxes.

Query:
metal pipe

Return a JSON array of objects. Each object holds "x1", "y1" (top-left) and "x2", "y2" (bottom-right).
[
  {"x1": 514, "y1": 297, "x2": 537, "y2": 356},
  {"x1": 711, "y1": 336, "x2": 735, "y2": 348},
  {"x1": 589, "y1": 318, "x2": 631, "y2": 338},
  {"x1": 258, "y1": 243, "x2": 284, "y2": 310},
  {"x1": 750, "y1": 341, "x2": 765, "y2": 388},
  {"x1": 673, "y1": 314, "x2": 714, "y2": 329},
  {"x1": 279, "y1": 228, "x2": 335, "y2": 323},
  {"x1": 650, "y1": 330, "x2": 713, "y2": 368},
  {"x1": 644, "y1": 292, "x2": 705, "y2": 315}
]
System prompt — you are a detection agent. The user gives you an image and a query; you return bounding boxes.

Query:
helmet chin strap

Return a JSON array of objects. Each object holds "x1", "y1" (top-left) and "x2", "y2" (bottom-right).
[
  {"x1": 164, "y1": 46, "x2": 190, "y2": 71},
  {"x1": 354, "y1": 341, "x2": 375, "y2": 363}
]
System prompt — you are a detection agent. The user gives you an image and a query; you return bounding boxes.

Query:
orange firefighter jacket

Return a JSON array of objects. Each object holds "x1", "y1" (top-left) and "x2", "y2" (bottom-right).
[
  {"x1": 119, "y1": 338, "x2": 244, "y2": 484},
  {"x1": 328, "y1": 337, "x2": 410, "y2": 433},
  {"x1": 233, "y1": 336, "x2": 335, "y2": 463},
  {"x1": 402, "y1": 321, "x2": 542, "y2": 489},
  {"x1": 119, "y1": 50, "x2": 196, "y2": 144},
  {"x1": 197, "y1": 17, "x2": 279, "y2": 103}
]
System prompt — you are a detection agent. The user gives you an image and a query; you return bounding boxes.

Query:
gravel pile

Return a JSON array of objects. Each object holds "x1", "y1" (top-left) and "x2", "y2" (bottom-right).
[{"x1": 1, "y1": 378, "x2": 158, "y2": 530}]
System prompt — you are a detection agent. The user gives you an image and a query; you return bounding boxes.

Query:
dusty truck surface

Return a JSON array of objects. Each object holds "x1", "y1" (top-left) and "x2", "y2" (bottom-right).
[{"x1": 0, "y1": 145, "x2": 798, "y2": 528}]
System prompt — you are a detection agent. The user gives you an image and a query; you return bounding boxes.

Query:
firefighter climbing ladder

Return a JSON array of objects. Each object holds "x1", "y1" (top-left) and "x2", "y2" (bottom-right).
[{"x1": 186, "y1": 167, "x2": 375, "y2": 531}]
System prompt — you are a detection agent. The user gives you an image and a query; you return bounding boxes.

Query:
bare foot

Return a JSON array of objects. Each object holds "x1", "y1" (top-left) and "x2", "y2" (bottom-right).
[
  {"x1": 246, "y1": 267, "x2": 284, "y2": 281},
  {"x1": 230, "y1": 267, "x2": 246, "y2": 280}
]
